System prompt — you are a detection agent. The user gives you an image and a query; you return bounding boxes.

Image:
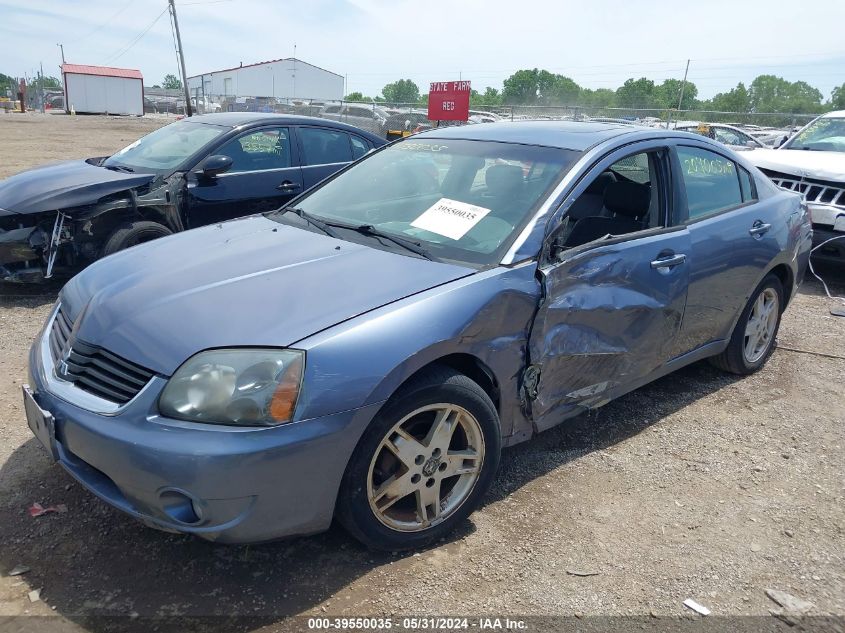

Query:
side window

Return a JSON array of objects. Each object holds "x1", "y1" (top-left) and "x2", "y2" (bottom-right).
[
  {"x1": 714, "y1": 128, "x2": 743, "y2": 146},
  {"x1": 350, "y1": 136, "x2": 370, "y2": 159},
  {"x1": 677, "y1": 146, "x2": 743, "y2": 220},
  {"x1": 299, "y1": 127, "x2": 353, "y2": 165},
  {"x1": 738, "y1": 166, "x2": 756, "y2": 202},
  {"x1": 559, "y1": 150, "x2": 663, "y2": 249},
  {"x1": 216, "y1": 127, "x2": 292, "y2": 173},
  {"x1": 348, "y1": 106, "x2": 371, "y2": 119}
]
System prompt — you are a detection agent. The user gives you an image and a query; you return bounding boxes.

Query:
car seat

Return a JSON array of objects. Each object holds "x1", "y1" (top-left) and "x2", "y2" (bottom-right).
[
  {"x1": 484, "y1": 164, "x2": 525, "y2": 224},
  {"x1": 563, "y1": 181, "x2": 650, "y2": 247},
  {"x1": 567, "y1": 172, "x2": 616, "y2": 221}
]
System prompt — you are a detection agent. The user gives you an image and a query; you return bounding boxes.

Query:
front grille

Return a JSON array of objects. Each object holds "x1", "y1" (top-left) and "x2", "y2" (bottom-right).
[
  {"x1": 49, "y1": 307, "x2": 155, "y2": 404},
  {"x1": 759, "y1": 169, "x2": 845, "y2": 209}
]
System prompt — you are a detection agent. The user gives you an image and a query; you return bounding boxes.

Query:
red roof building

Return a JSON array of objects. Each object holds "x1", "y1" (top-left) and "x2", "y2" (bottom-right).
[
  {"x1": 61, "y1": 63, "x2": 144, "y2": 116},
  {"x1": 61, "y1": 64, "x2": 144, "y2": 80}
]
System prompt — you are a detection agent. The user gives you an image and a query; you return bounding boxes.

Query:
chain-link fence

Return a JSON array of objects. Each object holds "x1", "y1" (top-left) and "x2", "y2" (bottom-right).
[{"x1": 181, "y1": 91, "x2": 818, "y2": 140}]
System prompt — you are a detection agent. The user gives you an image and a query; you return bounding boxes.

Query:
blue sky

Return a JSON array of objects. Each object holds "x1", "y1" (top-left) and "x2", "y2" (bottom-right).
[{"x1": 1, "y1": 0, "x2": 843, "y2": 101}]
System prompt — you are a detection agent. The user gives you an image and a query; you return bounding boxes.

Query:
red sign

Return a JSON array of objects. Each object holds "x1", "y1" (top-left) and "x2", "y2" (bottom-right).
[{"x1": 428, "y1": 81, "x2": 471, "y2": 122}]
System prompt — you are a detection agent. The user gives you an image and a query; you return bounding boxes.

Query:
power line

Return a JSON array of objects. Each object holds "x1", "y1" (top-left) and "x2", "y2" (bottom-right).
[
  {"x1": 102, "y1": 6, "x2": 169, "y2": 65},
  {"x1": 67, "y1": 0, "x2": 134, "y2": 44}
]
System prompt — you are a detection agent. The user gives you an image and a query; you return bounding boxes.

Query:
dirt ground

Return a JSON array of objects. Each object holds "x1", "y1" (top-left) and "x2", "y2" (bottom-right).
[{"x1": 0, "y1": 113, "x2": 843, "y2": 631}]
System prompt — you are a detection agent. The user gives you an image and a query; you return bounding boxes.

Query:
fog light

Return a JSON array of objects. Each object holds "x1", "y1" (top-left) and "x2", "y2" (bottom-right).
[{"x1": 159, "y1": 489, "x2": 202, "y2": 525}]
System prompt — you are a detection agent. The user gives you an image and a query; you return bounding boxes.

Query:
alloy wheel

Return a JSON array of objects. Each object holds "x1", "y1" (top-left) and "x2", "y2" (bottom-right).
[
  {"x1": 743, "y1": 287, "x2": 779, "y2": 364},
  {"x1": 366, "y1": 403, "x2": 485, "y2": 532}
]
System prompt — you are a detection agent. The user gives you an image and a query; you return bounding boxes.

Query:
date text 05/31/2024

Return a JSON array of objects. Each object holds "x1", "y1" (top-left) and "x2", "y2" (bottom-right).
[{"x1": 307, "y1": 617, "x2": 528, "y2": 630}]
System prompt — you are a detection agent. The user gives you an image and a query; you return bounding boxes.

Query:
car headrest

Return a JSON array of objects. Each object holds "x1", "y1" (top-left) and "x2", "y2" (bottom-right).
[
  {"x1": 585, "y1": 172, "x2": 615, "y2": 195},
  {"x1": 485, "y1": 164, "x2": 524, "y2": 198},
  {"x1": 603, "y1": 181, "x2": 650, "y2": 218}
]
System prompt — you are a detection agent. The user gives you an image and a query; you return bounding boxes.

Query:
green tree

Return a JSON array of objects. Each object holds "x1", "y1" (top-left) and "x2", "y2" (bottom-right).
[
  {"x1": 705, "y1": 82, "x2": 751, "y2": 113},
  {"x1": 578, "y1": 88, "x2": 616, "y2": 108},
  {"x1": 502, "y1": 69, "x2": 581, "y2": 105},
  {"x1": 0, "y1": 72, "x2": 16, "y2": 95},
  {"x1": 749, "y1": 75, "x2": 822, "y2": 113},
  {"x1": 831, "y1": 83, "x2": 845, "y2": 110},
  {"x1": 538, "y1": 71, "x2": 580, "y2": 105},
  {"x1": 502, "y1": 69, "x2": 540, "y2": 104},
  {"x1": 615, "y1": 77, "x2": 656, "y2": 108},
  {"x1": 653, "y1": 78, "x2": 698, "y2": 110},
  {"x1": 380, "y1": 79, "x2": 419, "y2": 103},
  {"x1": 470, "y1": 86, "x2": 502, "y2": 107},
  {"x1": 162, "y1": 74, "x2": 182, "y2": 90},
  {"x1": 344, "y1": 91, "x2": 369, "y2": 102}
]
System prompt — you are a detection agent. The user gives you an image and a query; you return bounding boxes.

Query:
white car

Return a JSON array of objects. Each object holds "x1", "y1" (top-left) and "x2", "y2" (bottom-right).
[{"x1": 747, "y1": 110, "x2": 845, "y2": 263}]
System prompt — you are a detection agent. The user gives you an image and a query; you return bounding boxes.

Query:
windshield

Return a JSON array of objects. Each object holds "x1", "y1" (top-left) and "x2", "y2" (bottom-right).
[
  {"x1": 272, "y1": 138, "x2": 579, "y2": 265},
  {"x1": 783, "y1": 117, "x2": 845, "y2": 152},
  {"x1": 103, "y1": 121, "x2": 228, "y2": 172}
]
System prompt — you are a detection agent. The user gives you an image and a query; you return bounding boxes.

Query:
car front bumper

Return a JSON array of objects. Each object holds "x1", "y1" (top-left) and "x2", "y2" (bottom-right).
[
  {"x1": 811, "y1": 224, "x2": 845, "y2": 264},
  {"x1": 26, "y1": 326, "x2": 382, "y2": 544}
]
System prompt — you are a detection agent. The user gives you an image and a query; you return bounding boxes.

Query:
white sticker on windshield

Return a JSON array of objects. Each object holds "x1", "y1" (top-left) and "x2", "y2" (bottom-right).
[{"x1": 411, "y1": 198, "x2": 491, "y2": 240}]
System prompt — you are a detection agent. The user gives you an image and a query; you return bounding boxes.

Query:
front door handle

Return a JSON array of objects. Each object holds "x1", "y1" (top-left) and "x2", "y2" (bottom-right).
[
  {"x1": 650, "y1": 253, "x2": 687, "y2": 269},
  {"x1": 748, "y1": 221, "x2": 772, "y2": 238},
  {"x1": 277, "y1": 180, "x2": 302, "y2": 192}
]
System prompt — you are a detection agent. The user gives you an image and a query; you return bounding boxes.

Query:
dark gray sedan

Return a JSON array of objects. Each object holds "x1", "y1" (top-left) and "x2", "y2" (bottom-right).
[{"x1": 24, "y1": 121, "x2": 811, "y2": 550}]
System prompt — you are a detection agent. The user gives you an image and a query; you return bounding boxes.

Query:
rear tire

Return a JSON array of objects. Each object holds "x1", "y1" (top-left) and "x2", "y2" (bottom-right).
[
  {"x1": 337, "y1": 365, "x2": 501, "y2": 551},
  {"x1": 102, "y1": 221, "x2": 172, "y2": 256},
  {"x1": 709, "y1": 274, "x2": 783, "y2": 375}
]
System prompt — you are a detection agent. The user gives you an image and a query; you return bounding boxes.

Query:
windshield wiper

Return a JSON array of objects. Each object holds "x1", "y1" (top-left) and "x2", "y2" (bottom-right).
[
  {"x1": 104, "y1": 164, "x2": 135, "y2": 173},
  {"x1": 280, "y1": 207, "x2": 340, "y2": 238},
  {"x1": 276, "y1": 209, "x2": 434, "y2": 260},
  {"x1": 328, "y1": 222, "x2": 434, "y2": 260}
]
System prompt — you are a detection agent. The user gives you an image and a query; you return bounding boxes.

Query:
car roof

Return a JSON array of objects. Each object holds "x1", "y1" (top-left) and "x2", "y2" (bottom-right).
[
  {"x1": 821, "y1": 110, "x2": 845, "y2": 119},
  {"x1": 412, "y1": 120, "x2": 647, "y2": 151},
  {"x1": 186, "y1": 112, "x2": 384, "y2": 141}
]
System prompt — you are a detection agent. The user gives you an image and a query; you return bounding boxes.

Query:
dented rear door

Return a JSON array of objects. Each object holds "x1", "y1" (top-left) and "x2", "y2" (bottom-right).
[{"x1": 528, "y1": 228, "x2": 691, "y2": 431}]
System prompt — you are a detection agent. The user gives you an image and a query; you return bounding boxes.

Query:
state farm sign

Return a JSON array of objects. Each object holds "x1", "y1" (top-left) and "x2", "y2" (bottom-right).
[{"x1": 428, "y1": 81, "x2": 471, "y2": 122}]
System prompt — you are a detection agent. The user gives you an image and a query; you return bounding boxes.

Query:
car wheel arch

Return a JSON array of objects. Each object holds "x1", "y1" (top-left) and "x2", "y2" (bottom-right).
[{"x1": 365, "y1": 352, "x2": 502, "y2": 421}]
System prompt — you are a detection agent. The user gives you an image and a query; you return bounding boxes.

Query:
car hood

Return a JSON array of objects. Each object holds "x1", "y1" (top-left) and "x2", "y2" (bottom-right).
[
  {"x1": 748, "y1": 148, "x2": 845, "y2": 181},
  {"x1": 0, "y1": 159, "x2": 156, "y2": 215},
  {"x1": 60, "y1": 215, "x2": 474, "y2": 375}
]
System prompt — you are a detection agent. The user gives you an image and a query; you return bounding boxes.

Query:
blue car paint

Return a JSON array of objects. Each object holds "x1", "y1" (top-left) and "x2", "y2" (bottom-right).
[
  {"x1": 58, "y1": 215, "x2": 472, "y2": 377},
  {"x1": 26, "y1": 122, "x2": 812, "y2": 543}
]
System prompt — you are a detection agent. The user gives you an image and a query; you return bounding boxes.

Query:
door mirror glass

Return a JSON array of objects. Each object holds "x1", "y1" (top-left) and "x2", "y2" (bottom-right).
[{"x1": 201, "y1": 154, "x2": 233, "y2": 178}]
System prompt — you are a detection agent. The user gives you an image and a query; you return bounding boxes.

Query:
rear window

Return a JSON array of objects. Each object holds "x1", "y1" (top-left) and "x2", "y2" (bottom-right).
[{"x1": 678, "y1": 146, "x2": 743, "y2": 220}]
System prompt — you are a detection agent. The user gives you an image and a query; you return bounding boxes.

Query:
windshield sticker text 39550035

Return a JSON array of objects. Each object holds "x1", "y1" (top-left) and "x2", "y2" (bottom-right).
[{"x1": 411, "y1": 198, "x2": 491, "y2": 240}]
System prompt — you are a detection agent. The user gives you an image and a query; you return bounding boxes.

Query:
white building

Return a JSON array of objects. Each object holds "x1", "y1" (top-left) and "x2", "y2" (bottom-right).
[
  {"x1": 186, "y1": 58, "x2": 343, "y2": 101},
  {"x1": 61, "y1": 64, "x2": 144, "y2": 116}
]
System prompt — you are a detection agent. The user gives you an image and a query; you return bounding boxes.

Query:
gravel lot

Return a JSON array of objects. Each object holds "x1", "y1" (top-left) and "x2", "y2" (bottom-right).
[{"x1": 0, "y1": 113, "x2": 843, "y2": 631}]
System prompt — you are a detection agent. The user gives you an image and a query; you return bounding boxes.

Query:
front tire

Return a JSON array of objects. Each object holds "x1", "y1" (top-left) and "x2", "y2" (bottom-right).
[
  {"x1": 102, "y1": 221, "x2": 172, "y2": 256},
  {"x1": 710, "y1": 274, "x2": 783, "y2": 375},
  {"x1": 337, "y1": 366, "x2": 501, "y2": 551}
]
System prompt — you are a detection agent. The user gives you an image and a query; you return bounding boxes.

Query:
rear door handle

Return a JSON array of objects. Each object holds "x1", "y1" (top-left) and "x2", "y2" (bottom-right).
[
  {"x1": 650, "y1": 253, "x2": 686, "y2": 269},
  {"x1": 277, "y1": 180, "x2": 302, "y2": 192},
  {"x1": 748, "y1": 221, "x2": 772, "y2": 237}
]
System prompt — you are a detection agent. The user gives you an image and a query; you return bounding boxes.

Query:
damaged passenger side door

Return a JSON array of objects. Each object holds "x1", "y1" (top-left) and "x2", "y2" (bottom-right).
[{"x1": 527, "y1": 143, "x2": 691, "y2": 432}]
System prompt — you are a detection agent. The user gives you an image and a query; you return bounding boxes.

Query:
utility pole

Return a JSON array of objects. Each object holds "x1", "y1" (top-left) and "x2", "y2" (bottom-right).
[
  {"x1": 677, "y1": 59, "x2": 690, "y2": 111},
  {"x1": 57, "y1": 43, "x2": 65, "y2": 63},
  {"x1": 666, "y1": 59, "x2": 690, "y2": 129},
  {"x1": 39, "y1": 62, "x2": 45, "y2": 114},
  {"x1": 169, "y1": 0, "x2": 192, "y2": 116}
]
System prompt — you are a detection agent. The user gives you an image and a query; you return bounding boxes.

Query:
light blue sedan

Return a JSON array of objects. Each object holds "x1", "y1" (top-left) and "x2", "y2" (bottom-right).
[{"x1": 24, "y1": 121, "x2": 811, "y2": 550}]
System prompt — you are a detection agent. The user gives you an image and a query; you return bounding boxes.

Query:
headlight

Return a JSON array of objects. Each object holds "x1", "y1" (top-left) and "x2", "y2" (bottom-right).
[{"x1": 159, "y1": 349, "x2": 304, "y2": 426}]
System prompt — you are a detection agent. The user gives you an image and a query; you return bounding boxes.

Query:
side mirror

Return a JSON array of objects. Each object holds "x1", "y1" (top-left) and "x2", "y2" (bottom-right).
[
  {"x1": 200, "y1": 154, "x2": 233, "y2": 178},
  {"x1": 745, "y1": 140, "x2": 758, "y2": 148}
]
